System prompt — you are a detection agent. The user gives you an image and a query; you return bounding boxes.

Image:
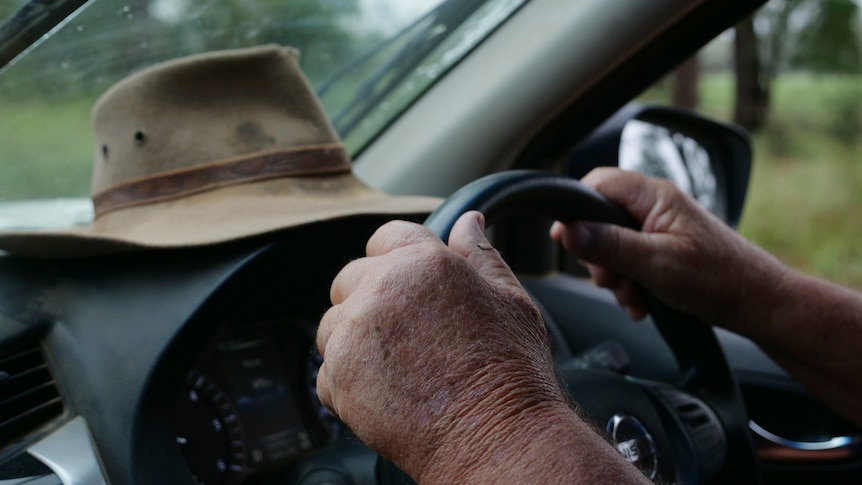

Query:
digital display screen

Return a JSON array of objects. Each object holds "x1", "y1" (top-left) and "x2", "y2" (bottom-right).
[{"x1": 217, "y1": 335, "x2": 313, "y2": 468}]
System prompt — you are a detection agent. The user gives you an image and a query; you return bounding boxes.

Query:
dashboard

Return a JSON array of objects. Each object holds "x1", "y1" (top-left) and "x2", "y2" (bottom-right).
[
  {"x1": 176, "y1": 319, "x2": 337, "y2": 484},
  {"x1": 0, "y1": 215, "x2": 396, "y2": 484},
  {"x1": 0, "y1": 212, "x2": 860, "y2": 484}
]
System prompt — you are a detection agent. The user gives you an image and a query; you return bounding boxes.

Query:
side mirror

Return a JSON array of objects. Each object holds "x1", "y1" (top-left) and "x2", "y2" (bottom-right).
[{"x1": 563, "y1": 104, "x2": 751, "y2": 227}]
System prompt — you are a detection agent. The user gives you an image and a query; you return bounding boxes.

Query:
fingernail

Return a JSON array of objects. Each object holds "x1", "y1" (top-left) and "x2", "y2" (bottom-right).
[{"x1": 474, "y1": 211, "x2": 486, "y2": 232}]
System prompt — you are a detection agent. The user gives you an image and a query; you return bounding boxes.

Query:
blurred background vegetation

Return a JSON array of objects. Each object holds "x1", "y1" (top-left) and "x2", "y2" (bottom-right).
[
  {"x1": 643, "y1": 0, "x2": 862, "y2": 290},
  {"x1": 0, "y1": 0, "x2": 390, "y2": 199}
]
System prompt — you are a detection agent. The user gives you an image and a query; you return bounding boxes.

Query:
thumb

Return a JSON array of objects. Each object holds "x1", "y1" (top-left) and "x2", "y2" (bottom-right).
[
  {"x1": 552, "y1": 221, "x2": 659, "y2": 281},
  {"x1": 448, "y1": 211, "x2": 525, "y2": 296}
]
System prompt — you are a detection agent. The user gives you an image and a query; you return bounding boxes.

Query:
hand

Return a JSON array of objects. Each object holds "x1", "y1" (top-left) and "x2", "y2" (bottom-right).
[
  {"x1": 316, "y1": 211, "x2": 569, "y2": 482},
  {"x1": 550, "y1": 167, "x2": 789, "y2": 331}
]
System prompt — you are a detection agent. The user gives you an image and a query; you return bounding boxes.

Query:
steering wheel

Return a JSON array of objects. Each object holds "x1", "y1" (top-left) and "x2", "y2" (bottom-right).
[{"x1": 421, "y1": 170, "x2": 759, "y2": 484}]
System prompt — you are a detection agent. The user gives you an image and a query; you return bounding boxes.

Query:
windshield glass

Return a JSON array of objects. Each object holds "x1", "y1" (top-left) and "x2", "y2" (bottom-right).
[{"x1": 0, "y1": 0, "x2": 525, "y2": 216}]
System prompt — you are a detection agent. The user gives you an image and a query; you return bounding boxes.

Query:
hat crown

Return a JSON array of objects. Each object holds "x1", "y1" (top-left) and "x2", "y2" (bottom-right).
[{"x1": 90, "y1": 45, "x2": 342, "y2": 195}]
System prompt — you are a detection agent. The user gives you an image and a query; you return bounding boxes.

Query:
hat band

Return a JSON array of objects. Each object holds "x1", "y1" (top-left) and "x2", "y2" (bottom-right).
[{"x1": 92, "y1": 144, "x2": 350, "y2": 217}]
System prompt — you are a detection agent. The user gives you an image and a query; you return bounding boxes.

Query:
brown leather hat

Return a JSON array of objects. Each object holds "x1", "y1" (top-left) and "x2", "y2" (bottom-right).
[{"x1": 0, "y1": 45, "x2": 440, "y2": 258}]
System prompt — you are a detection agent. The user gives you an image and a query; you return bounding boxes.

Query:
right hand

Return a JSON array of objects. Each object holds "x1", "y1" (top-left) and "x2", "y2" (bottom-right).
[
  {"x1": 317, "y1": 212, "x2": 572, "y2": 483},
  {"x1": 550, "y1": 167, "x2": 789, "y2": 332}
]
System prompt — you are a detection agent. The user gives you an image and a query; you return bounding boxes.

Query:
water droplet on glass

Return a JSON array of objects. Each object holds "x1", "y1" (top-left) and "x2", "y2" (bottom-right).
[{"x1": 76, "y1": 25, "x2": 84, "y2": 32}]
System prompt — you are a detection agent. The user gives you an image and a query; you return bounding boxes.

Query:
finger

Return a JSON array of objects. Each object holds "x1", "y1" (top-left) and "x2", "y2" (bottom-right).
[
  {"x1": 581, "y1": 168, "x2": 679, "y2": 225},
  {"x1": 584, "y1": 263, "x2": 620, "y2": 289},
  {"x1": 557, "y1": 221, "x2": 674, "y2": 284},
  {"x1": 315, "y1": 360, "x2": 337, "y2": 418},
  {"x1": 365, "y1": 219, "x2": 442, "y2": 257},
  {"x1": 583, "y1": 263, "x2": 648, "y2": 320},
  {"x1": 612, "y1": 278, "x2": 648, "y2": 321},
  {"x1": 447, "y1": 211, "x2": 524, "y2": 296},
  {"x1": 552, "y1": 224, "x2": 624, "y2": 289},
  {"x1": 625, "y1": 301, "x2": 648, "y2": 321},
  {"x1": 330, "y1": 257, "x2": 375, "y2": 305},
  {"x1": 316, "y1": 305, "x2": 344, "y2": 357},
  {"x1": 549, "y1": 220, "x2": 566, "y2": 242}
]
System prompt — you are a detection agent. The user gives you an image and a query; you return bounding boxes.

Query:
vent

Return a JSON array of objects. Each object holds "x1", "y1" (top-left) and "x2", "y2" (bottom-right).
[
  {"x1": 0, "y1": 344, "x2": 64, "y2": 443},
  {"x1": 658, "y1": 387, "x2": 726, "y2": 479}
]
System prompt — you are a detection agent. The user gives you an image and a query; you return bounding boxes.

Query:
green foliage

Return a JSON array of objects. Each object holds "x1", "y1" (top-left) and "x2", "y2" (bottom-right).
[
  {"x1": 756, "y1": 0, "x2": 814, "y2": 80},
  {"x1": 753, "y1": 0, "x2": 862, "y2": 76},
  {"x1": 694, "y1": 73, "x2": 862, "y2": 289},
  {"x1": 0, "y1": 1, "x2": 27, "y2": 20},
  {"x1": 793, "y1": 0, "x2": 862, "y2": 73},
  {"x1": 0, "y1": 0, "x2": 378, "y2": 100},
  {"x1": 641, "y1": 72, "x2": 862, "y2": 289},
  {"x1": 741, "y1": 136, "x2": 862, "y2": 290},
  {"x1": 0, "y1": 0, "x2": 392, "y2": 200},
  {"x1": 0, "y1": 99, "x2": 93, "y2": 199}
]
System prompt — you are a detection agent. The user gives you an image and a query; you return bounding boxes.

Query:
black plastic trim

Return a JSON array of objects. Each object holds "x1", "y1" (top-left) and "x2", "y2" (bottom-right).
[{"x1": 515, "y1": 0, "x2": 768, "y2": 170}]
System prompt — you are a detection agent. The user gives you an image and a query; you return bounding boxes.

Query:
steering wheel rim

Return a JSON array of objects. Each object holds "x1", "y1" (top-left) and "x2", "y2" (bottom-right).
[{"x1": 423, "y1": 169, "x2": 759, "y2": 483}]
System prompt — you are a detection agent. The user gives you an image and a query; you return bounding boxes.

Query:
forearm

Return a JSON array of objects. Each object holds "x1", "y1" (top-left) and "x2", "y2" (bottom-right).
[
  {"x1": 421, "y1": 401, "x2": 651, "y2": 484},
  {"x1": 732, "y1": 268, "x2": 862, "y2": 428}
]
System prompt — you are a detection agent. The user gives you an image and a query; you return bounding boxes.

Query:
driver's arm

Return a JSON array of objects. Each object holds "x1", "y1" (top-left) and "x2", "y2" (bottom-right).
[
  {"x1": 316, "y1": 212, "x2": 650, "y2": 484},
  {"x1": 551, "y1": 167, "x2": 862, "y2": 429}
]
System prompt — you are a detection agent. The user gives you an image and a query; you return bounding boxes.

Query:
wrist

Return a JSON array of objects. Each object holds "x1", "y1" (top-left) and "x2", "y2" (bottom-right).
[
  {"x1": 421, "y1": 398, "x2": 575, "y2": 484},
  {"x1": 420, "y1": 388, "x2": 650, "y2": 484},
  {"x1": 717, "y1": 239, "x2": 796, "y2": 337},
  {"x1": 415, "y1": 368, "x2": 571, "y2": 484}
]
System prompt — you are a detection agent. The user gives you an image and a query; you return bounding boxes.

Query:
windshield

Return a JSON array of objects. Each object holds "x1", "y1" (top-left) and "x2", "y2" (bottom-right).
[{"x1": 0, "y1": 0, "x2": 526, "y2": 220}]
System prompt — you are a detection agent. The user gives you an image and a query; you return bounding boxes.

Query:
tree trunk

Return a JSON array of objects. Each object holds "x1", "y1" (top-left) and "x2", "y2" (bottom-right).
[
  {"x1": 734, "y1": 14, "x2": 769, "y2": 132},
  {"x1": 672, "y1": 55, "x2": 700, "y2": 110}
]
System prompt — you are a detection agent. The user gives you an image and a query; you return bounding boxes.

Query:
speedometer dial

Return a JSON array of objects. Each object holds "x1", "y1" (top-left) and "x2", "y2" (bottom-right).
[
  {"x1": 175, "y1": 371, "x2": 246, "y2": 485},
  {"x1": 176, "y1": 321, "x2": 342, "y2": 483}
]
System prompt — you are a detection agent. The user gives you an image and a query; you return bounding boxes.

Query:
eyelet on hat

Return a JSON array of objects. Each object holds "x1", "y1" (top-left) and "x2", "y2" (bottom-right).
[
  {"x1": 134, "y1": 131, "x2": 146, "y2": 146},
  {"x1": 102, "y1": 145, "x2": 109, "y2": 159}
]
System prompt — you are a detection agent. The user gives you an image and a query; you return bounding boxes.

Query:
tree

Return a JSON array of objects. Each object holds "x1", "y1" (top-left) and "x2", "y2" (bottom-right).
[
  {"x1": 733, "y1": 0, "x2": 862, "y2": 132},
  {"x1": 794, "y1": 0, "x2": 862, "y2": 73},
  {"x1": 734, "y1": 14, "x2": 769, "y2": 131},
  {"x1": 672, "y1": 55, "x2": 700, "y2": 110},
  {"x1": 733, "y1": 0, "x2": 812, "y2": 131}
]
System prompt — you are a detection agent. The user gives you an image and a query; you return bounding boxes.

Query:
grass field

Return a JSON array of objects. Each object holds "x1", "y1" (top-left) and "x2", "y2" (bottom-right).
[
  {"x1": 3, "y1": 74, "x2": 862, "y2": 288},
  {"x1": 689, "y1": 74, "x2": 862, "y2": 289},
  {"x1": 0, "y1": 97, "x2": 94, "y2": 199}
]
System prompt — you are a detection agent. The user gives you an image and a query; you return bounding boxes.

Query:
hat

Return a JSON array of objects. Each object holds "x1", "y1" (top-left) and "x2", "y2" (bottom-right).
[{"x1": 0, "y1": 45, "x2": 441, "y2": 258}]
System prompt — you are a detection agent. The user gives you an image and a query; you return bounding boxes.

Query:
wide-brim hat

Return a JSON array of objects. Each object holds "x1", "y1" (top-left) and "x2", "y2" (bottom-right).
[{"x1": 0, "y1": 45, "x2": 440, "y2": 258}]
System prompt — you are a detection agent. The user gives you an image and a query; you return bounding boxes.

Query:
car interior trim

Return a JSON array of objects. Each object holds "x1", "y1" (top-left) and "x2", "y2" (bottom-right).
[
  {"x1": 27, "y1": 417, "x2": 106, "y2": 485},
  {"x1": 0, "y1": 0, "x2": 91, "y2": 71},
  {"x1": 749, "y1": 420, "x2": 861, "y2": 452},
  {"x1": 356, "y1": 0, "x2": 707, "y2": 197}
]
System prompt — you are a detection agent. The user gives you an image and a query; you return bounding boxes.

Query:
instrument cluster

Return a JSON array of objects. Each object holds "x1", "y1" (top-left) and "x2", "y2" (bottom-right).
[{"x1": 174, "y1": 319, "x2": 341, "y2": 484}]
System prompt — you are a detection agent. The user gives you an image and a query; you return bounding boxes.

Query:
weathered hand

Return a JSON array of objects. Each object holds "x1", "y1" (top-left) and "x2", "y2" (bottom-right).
[
  {"x1": 550, "y1": 167, "x2": 862, "y2": 430},
  {"x1": 316, "y1": 211, "x2": 569, "y2": 483},
  {"x1": 550, "y1": 167, "x2": 789, "y2": 331}
]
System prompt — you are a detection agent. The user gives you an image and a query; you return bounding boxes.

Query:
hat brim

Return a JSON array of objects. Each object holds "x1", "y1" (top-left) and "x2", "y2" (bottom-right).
[{"x1": 0, "y1": 174, "x2": 442, "y2": 258}]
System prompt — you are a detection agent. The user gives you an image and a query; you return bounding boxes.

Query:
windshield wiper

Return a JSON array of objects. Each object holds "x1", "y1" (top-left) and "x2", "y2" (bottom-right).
[
  {"x1": 0, "y1": 0, "x2": 91, "y2": 73},
  {"x1": 323, "y1": 0, "x2": 488, "y2": 140}
]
